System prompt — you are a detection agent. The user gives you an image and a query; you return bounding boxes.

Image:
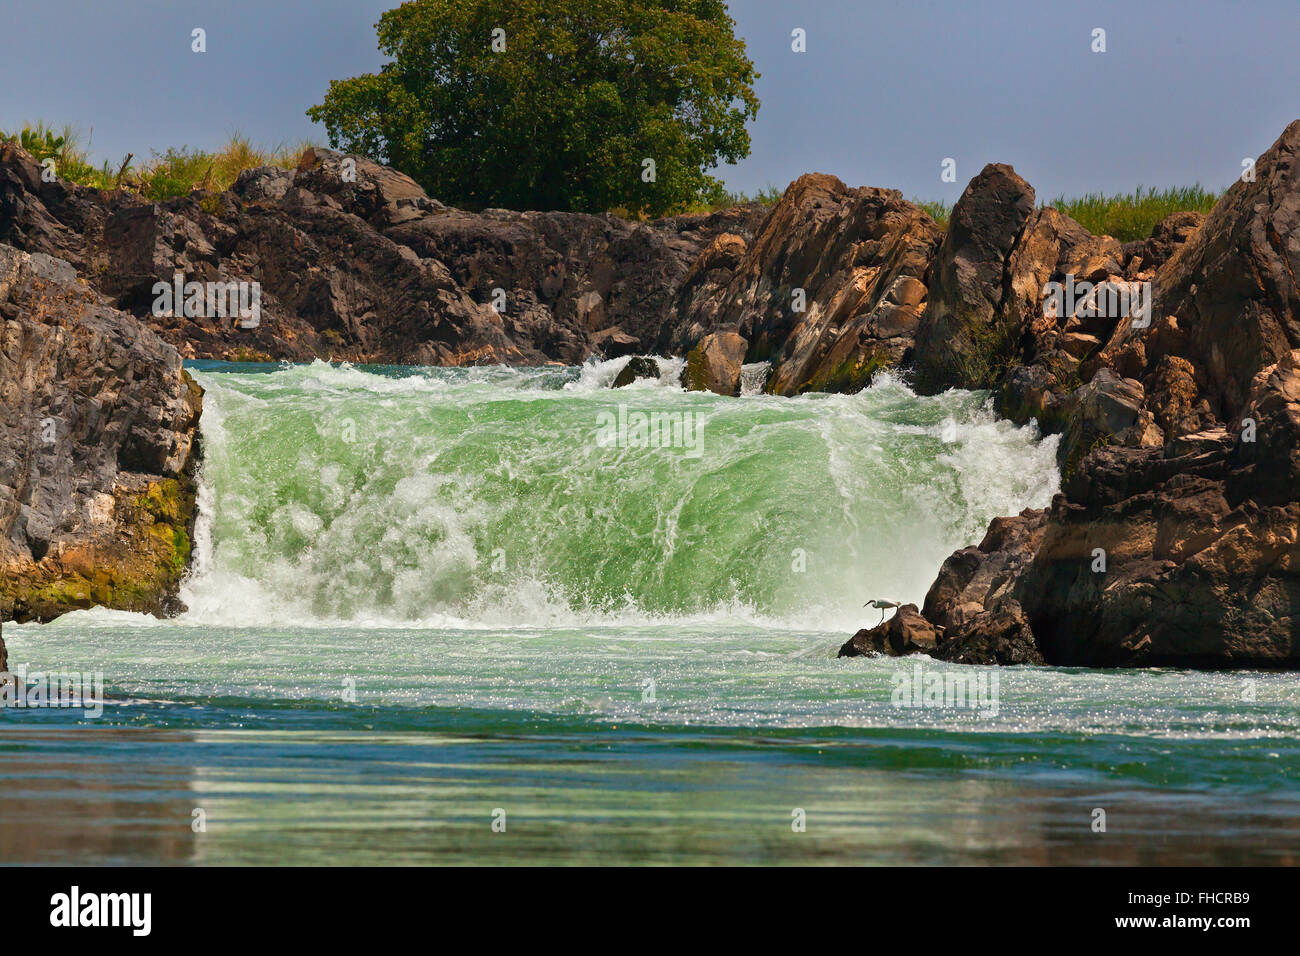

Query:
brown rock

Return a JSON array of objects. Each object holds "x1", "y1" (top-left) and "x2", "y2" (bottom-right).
[
  {"x1": 681, "y1": 331, "x2": 747, "y2": 396},
  {"x1": 0, "y1": 142, "x2": 766, "y2": 368},
  {"x1": 668, "y1": 174, "x2": 940, "y2": 395},
  {"x1": 921, "y1": 510, "x2": 1048, "y2": 665},
  {"x1": 913, "y1": 163, "x2": 1036, "y2": 392},
  {"x1": 612, "y1": 356, "x2": 659, "y2": 387},
  {"x1": 838, "y1": 604, "x2": 938, "y2": 657},
  {"x1": 590, "y1": 326, "x2": 640, "y2": 358},
  {"x1": 0, "y1": 244, "x2": 202, "y2": 623}
]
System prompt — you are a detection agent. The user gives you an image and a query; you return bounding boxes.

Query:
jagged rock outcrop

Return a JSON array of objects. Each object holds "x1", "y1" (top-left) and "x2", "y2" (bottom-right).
[
  {"x1": 888, "y1": 120, "x2": 1300, "y2": 669},
  {"x1": 666, "y1": 173, "x2": 942, "y2": 394},
  {"x1": 0, "y1": 243, "x2": 202, "y2": 622},
  {"x1": 0, "y1": 143, "x2": 767, "y2": 368},
  {"x1": 921, "y1": 510, "x2": 1048, "y2": 665},
  {"x1": 1017, "y1": 351, "x2": 1299, "y2": 667},
  {"x1": 911, "y1": 162, "x2": 1154, "y2": 469},
  {"x1": 913, "y1": 164, "x2": 1039, "y2": 393}
]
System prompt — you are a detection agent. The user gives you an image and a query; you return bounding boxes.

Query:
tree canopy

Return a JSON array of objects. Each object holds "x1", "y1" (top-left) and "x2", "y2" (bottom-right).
[{"x1": 307, "y1": 0, "x2": 759, "y2": 216}]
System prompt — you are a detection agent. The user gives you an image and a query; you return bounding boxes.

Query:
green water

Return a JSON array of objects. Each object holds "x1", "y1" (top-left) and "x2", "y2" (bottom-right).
[{"x1": 2, "y1": 359, "x2": 1297, "y2": 865}]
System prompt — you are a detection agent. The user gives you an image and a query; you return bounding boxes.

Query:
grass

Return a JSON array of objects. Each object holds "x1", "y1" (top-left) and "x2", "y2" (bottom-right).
[
  {"x1": 913, "y1": 186, "x2": 1220, "y2": 241},
  {"x1": 3, "y1": 121, "x2": 1220, "y2": 237},
  {"x1": 914, "y1": 199, "x2": 952, "y2": 227},
  {"x1": 610, "y1": 183, "x2": 784, "y2": 220},
  {"x1": 1046, "y1": 186, "x2": 1219, "y2": 242},
  {"x1": 0, "y1": 121, "x2": 316, "y2": 200}
]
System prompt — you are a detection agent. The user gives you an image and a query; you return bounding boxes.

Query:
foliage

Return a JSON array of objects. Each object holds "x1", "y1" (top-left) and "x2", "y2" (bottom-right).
[
  {"x1": 307, "y1": 0, "x2": 759, "y2": 216},
  {"x1": 0, "y1": 122, "x2": 313, "y2": 198},
  {"x1": 914, "y1": 187, "x2": 1220, "y2": 240},
  {"x1": 1046, "y1": 185, "x2": 1219, "y2": 242}
]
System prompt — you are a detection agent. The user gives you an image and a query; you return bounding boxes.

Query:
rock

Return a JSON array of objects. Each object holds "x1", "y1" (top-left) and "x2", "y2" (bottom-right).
[
  {"x1": 0, "y1": 142, "x2": 763, "y2": 368},
  {"x1": 668, "y1": 232, "x2": 749, "y2": 345},
  {"x1": 1099, "y1": 120, "x2": 1300, "y2": 424},
  {"x1": 922, "y1": 510, "x2": 1045, "y2": 631},
  {"x1": 920, "y1": 510, "x2": 1047, "y2": 665},
  {"x1": 838, "y1": 603, "x2": 938, "y2": 657},
  {"x1": 612, "y1": 356, "x2": 659, "y2": 387},
  {"x1": 666, "y1": 174, "x2": 941, "y2": 394},
  {"x1": 934, "y1": 599, "x2": 1042, "y2": 666},
  {"x1": 1056, "y1": 368, "x2": 1146, "y2": 475},
  {"x1": 1120, "y1": 210, "x2": 1205, "y2": 275},
  {"x1": 912, "y1": 348, "x2": 1299, "y2": 670},
  {"x1": 0, "y1": 244, "x2": 202, "y2": 622},
  {"x1": 681, "y1": 330, "x2": 747, "y2": 395},
  {"x1": 1059, "y1": 331, "x2": 1102, "y2": 359},
  {"x1": 912, "y1": 164, "x2": 1036, "y2": 393},
  {"x1": 231, "y1": 165, "x2": 293, "y2": 204},
  {"x1": 1018, "y1": 357, "x2": 1299, "y2": 667},
  {"x1": 1145, "y1": 354, "x2": 1214, "y2": 439},
  {"x1": 590, "y1": 326, "x2": 640, "y2": 358}
]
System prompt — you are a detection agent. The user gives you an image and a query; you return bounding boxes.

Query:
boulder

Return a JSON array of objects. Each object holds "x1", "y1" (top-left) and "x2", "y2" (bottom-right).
[
  {"x1": 1055, "y1": 368, "x2": 1146, "y2": 474},
  {"x1": 912, "y1": 164, "x2": 1036, "y2": 393},
  {"x1": 612, "y1": 356, "x2": 659, "y2": 387},
  {"x1": 590, "y1": 326, "x2": 640, "y2": 358},
  {"x1": 838, "y1": 603, "x2": 938, "y2": 658},
  {"x1": 681, "y1": 331, "x2": 747, "y2": 396},
  {"x1": 920, "y1": 510, "x2": 1048, "y2": 666}
]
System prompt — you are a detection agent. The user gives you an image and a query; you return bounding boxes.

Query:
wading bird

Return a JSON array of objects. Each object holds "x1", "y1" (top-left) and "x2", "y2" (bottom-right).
[{"x1": 864, "y1": 599, "x2": 901, "y2": 626}]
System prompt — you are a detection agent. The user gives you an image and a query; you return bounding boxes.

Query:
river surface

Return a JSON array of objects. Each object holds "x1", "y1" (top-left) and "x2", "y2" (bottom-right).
[{"x1": 2, "y1": 359, "x2": 1296, "y2": 864}]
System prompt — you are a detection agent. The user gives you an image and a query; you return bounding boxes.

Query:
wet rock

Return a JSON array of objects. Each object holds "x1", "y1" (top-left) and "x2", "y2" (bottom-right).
[
  {"x1": 838, "y1": 603, "x2": 938, "y2": 657},
  {"x1": 1018, "y1": 355, "x2": 1299, "y2": 668},
  {"x1": 612, "y1": 356, "x2": 659, "y2": 387},
  {"x1": 934, "y1": 599, "x2": 1043, "y2": 666},
  {"x1": 681, "y1": 330, "x2": 747, "y2": 396},
  {"x1": 920, "y1": 510, "x2": 1047, "y2": 666}
]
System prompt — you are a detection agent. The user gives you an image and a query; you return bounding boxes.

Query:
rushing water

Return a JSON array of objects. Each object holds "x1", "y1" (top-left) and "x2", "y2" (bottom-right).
[{"x1": 2, "y1": 359, "x2": 1297, "y2": 865}]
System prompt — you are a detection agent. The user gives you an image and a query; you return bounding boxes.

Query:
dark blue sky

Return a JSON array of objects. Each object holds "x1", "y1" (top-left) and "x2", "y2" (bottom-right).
[{"x1": 2, "y1": 0, "x2": 1296, "y2": 203}]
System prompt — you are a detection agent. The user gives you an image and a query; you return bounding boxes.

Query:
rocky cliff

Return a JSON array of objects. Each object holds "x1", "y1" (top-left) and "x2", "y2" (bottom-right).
[
  {"x1": 0, "y1": 143, "x2": 767, "y2": 366},
  {"x1": 842, "y1": 120, "x2": 1300, "y2": 669},
  {"x1": 0, "y1": 243, "x2": 201, "y2": 622}
]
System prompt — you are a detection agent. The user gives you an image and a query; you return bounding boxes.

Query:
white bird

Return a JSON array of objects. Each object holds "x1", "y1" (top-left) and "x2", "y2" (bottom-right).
[{"x1": 863, "y1": 599, "x2": 901, "y2": 625}]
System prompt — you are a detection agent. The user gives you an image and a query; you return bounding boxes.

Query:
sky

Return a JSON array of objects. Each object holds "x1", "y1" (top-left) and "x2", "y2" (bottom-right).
[{"x1": 1, "y1": 0, "x2": 1297, "y2": 204}]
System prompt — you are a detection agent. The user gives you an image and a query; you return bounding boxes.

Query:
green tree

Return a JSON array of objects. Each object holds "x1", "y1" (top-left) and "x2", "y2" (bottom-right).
[{"x1": 307, "y1": 0, "x2": 759, "y2": 216}]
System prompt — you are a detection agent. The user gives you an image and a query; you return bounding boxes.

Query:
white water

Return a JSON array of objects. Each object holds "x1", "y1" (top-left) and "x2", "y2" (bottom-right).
[{"x1": 137, "y1": 359, "x2": 1062, "y2": 632}]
